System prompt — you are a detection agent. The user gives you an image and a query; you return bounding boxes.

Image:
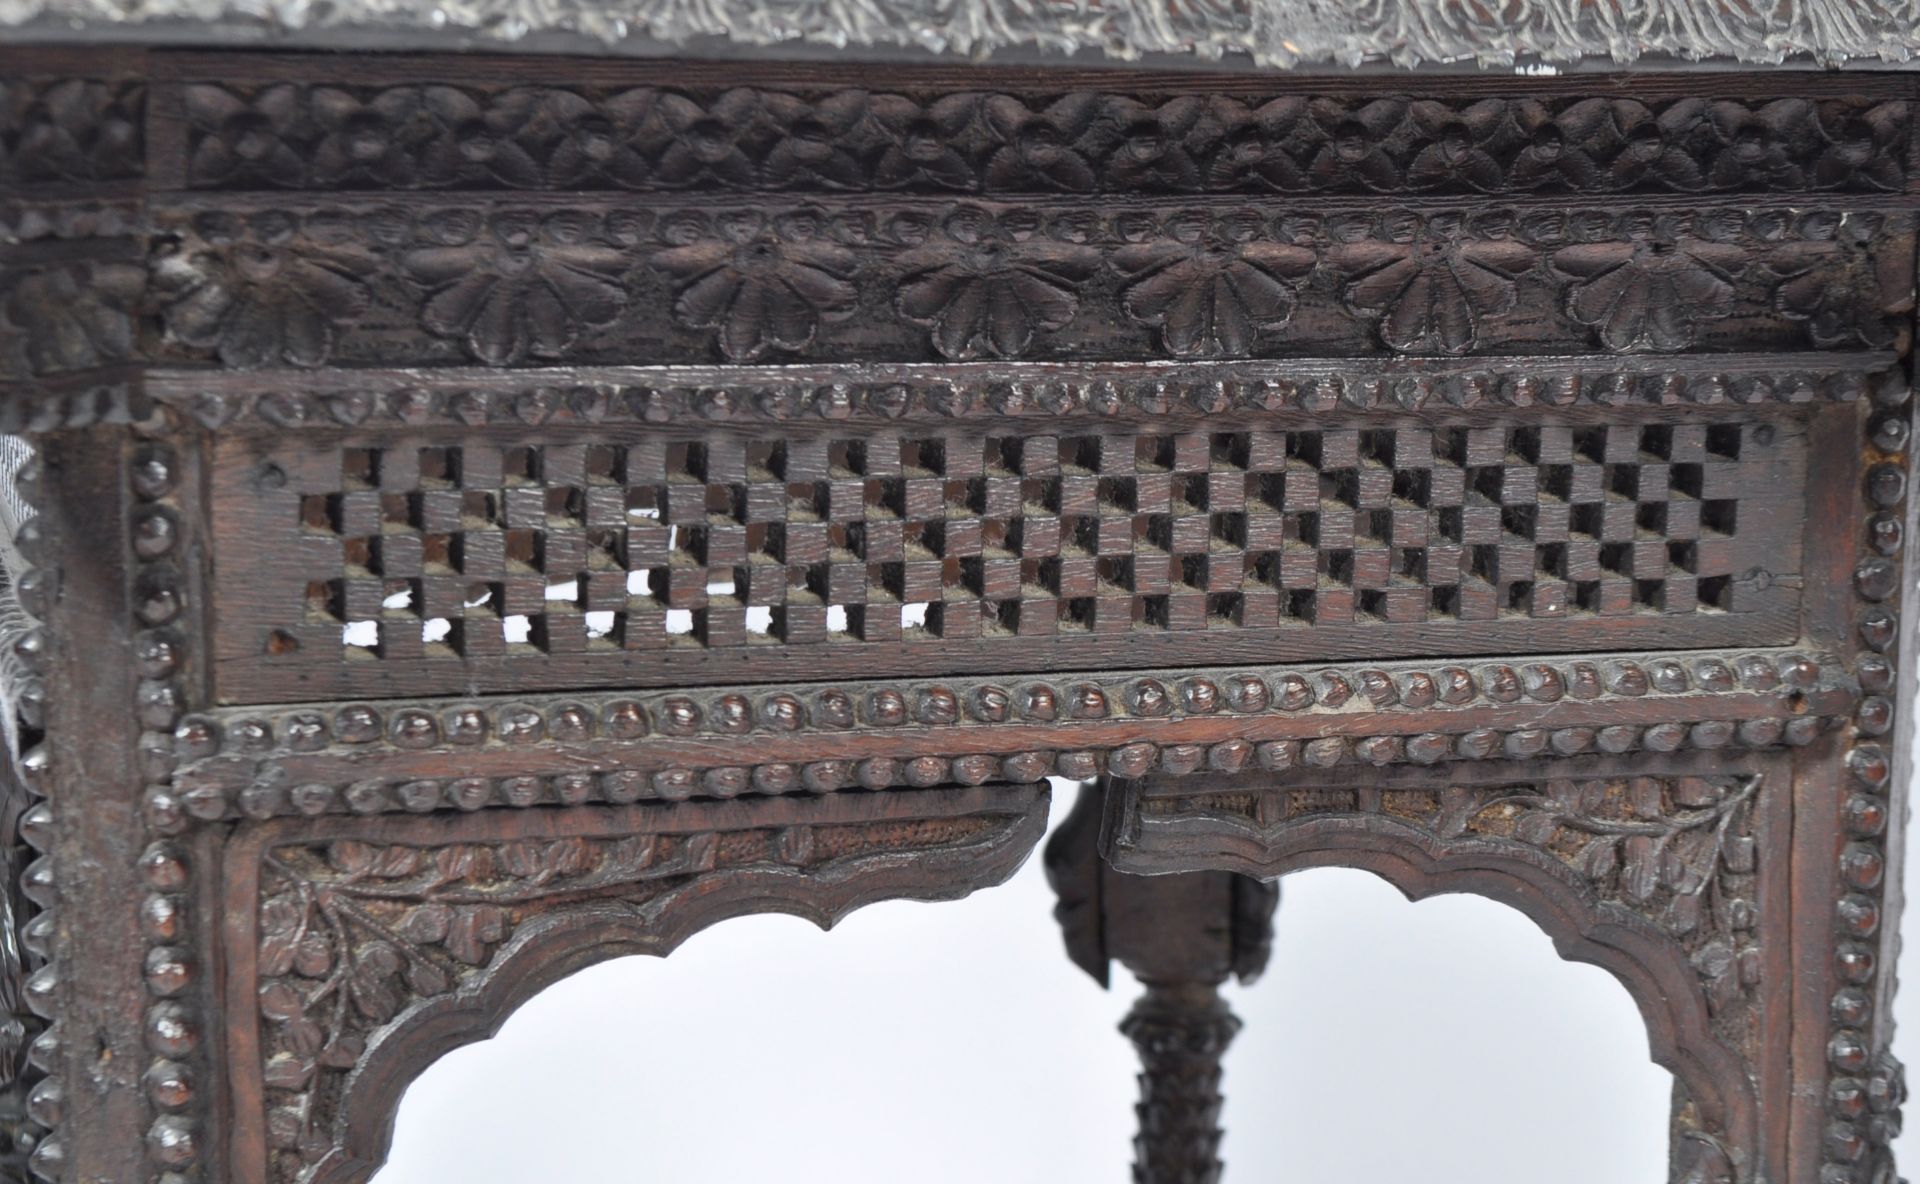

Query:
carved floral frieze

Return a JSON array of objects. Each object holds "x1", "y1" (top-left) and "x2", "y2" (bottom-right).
[{"x1": 147, "y1": 203, "x2": 1916, "y2": 369}]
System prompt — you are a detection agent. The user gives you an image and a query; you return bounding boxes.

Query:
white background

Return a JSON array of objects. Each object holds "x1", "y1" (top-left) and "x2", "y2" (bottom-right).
[{"x1": 368, "y1": 774, "x2": 1913, "y2": 1183}]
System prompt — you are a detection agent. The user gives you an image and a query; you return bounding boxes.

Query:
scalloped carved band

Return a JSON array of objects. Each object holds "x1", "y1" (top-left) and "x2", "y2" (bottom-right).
[
  {"x1": 218, "y1": 783, "x2": 1049, "y2": 1184},
  {"x1": 171, "y1": 84, "x2": 1910, "y2": 197}
]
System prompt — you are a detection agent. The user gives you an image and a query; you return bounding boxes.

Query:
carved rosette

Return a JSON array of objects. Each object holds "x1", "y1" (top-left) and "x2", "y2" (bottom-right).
[{"x1": 224, "y1": 786, "x2": 1048, "y2": 1184}]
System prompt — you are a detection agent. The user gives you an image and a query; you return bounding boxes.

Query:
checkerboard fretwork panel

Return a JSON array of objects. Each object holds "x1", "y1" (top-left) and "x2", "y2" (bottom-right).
[{"x1": 210, "y1": 414, "x2": 1804, "y2": 697}]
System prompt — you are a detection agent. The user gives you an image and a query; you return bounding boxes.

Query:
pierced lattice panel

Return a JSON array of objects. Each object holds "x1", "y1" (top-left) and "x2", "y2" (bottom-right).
[{"x1": 210, "y1": 413, "x2": 1806, "y2": 701}]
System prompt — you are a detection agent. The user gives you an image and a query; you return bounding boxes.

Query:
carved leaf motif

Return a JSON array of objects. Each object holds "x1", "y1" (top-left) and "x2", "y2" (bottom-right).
[
  {"x1": 1621, "y1": 834, "x2": 1667, "y2": 902},
  {"x1": 1395, "y1": 775, "x2": 1760, "y2": 1013},
  {"x1": 444, "y1": 905, "x2": 508, "y2": 967},
  {"x1": 1690, "y1": 937, "x2": 1742, "y2": 1017},
  {"x1": 346, "y1": 941, "x2": 404, "y2": 1023},
  {"x1": 1434, "y1": 785, "x2": 1480, "y2": 838},
  {"x1": 400, "y1": 903, "x2": 452, "y2": 944},
  {"x1": 1665, "y1": 828, "x2": 1720, "y2": 896},
  {"x1": 405, "y1": 960, "x2": 452, "y2": 997},
  {"x1": 244, "y1": 792, "x2": 1044, "y2": 1184},
  {"x1": 260, "y1": 982, "x2": 326, "y2": 1055},
  {"x1": 434, "y1": 844, "x2": 496, "y2": 884},
  {"x1": 1577, "y1": 838, "x2": 1619, "y2": 880},
  {"x1": 318, "y1": 1035, "x2": 365, "y2": 1070},
  {"x1": 1667, "y1": 888, "x2": 1705, "y2": 936},
  {"x1": 259, "y1": 895, "x2": 306, "y2": 978},
  {"x1": 496, "y1": 841, "x2": 546, "y2": 879},
  {"x1": 1512, "y1": 809, "x2": 1559, "y2": 847},
  {"x1": 262, "y1": 1054, "x2": 315, "y2": 1091},
  {"x1": 258, "y1": 981, "x2": 304, "y2": 1022},
  {"x1": 329, "y1": 840, "x2": 418, "y2": 878}
]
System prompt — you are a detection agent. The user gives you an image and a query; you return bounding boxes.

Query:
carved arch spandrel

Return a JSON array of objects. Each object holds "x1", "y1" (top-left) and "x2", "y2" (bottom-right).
[
  {"x1": 216, "y1": 782, "x2": 1050, "y2": 1184},
  {"x1": 1100, "y1": 756, "x2": 1792, "y2": 1184}
]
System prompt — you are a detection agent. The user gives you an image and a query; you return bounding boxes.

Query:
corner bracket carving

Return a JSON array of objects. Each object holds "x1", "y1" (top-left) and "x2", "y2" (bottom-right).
[
  {"x1": 219, "y1": 782, "x2": 1049, "y2": 1184},
  {"x1": 1101, "y1": 761, "x2": 1783, "y2": 1183}
]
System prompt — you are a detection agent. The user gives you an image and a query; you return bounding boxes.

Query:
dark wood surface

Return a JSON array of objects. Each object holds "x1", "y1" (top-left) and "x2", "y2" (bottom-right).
[{"x1": 0, "y1": 48, "x2": 1915, "y2": 1184}]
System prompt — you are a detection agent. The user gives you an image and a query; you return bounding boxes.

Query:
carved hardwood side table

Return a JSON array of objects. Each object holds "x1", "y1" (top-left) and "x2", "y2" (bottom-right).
[{"x1": 2, "y1": 11, "x2": 1918, "y2": 1183}]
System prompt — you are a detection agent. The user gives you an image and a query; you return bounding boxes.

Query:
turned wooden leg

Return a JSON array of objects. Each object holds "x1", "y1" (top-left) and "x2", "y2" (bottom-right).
[
  {"x1": 1122, "y1": 982, "x2": 1242, "y2": 1184},
  {"x1": 1047, "y1": 779, "x2": 1278, "y2": 1184}
]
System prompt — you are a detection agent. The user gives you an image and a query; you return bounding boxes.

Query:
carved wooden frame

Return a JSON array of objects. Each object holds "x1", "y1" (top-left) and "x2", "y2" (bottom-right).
[
  {"x1": 1105, "y1": 753, "x2": 1789, "y2": 1179},
  {"x1": 1, "y1": 47, "x2": 1916, "y2": 1184}
]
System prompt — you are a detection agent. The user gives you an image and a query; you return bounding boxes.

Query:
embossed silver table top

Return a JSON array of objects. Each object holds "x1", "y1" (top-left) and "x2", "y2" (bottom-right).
[{"x1": 3, "y1": 0, "x2": 1920, "y2": 70}]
